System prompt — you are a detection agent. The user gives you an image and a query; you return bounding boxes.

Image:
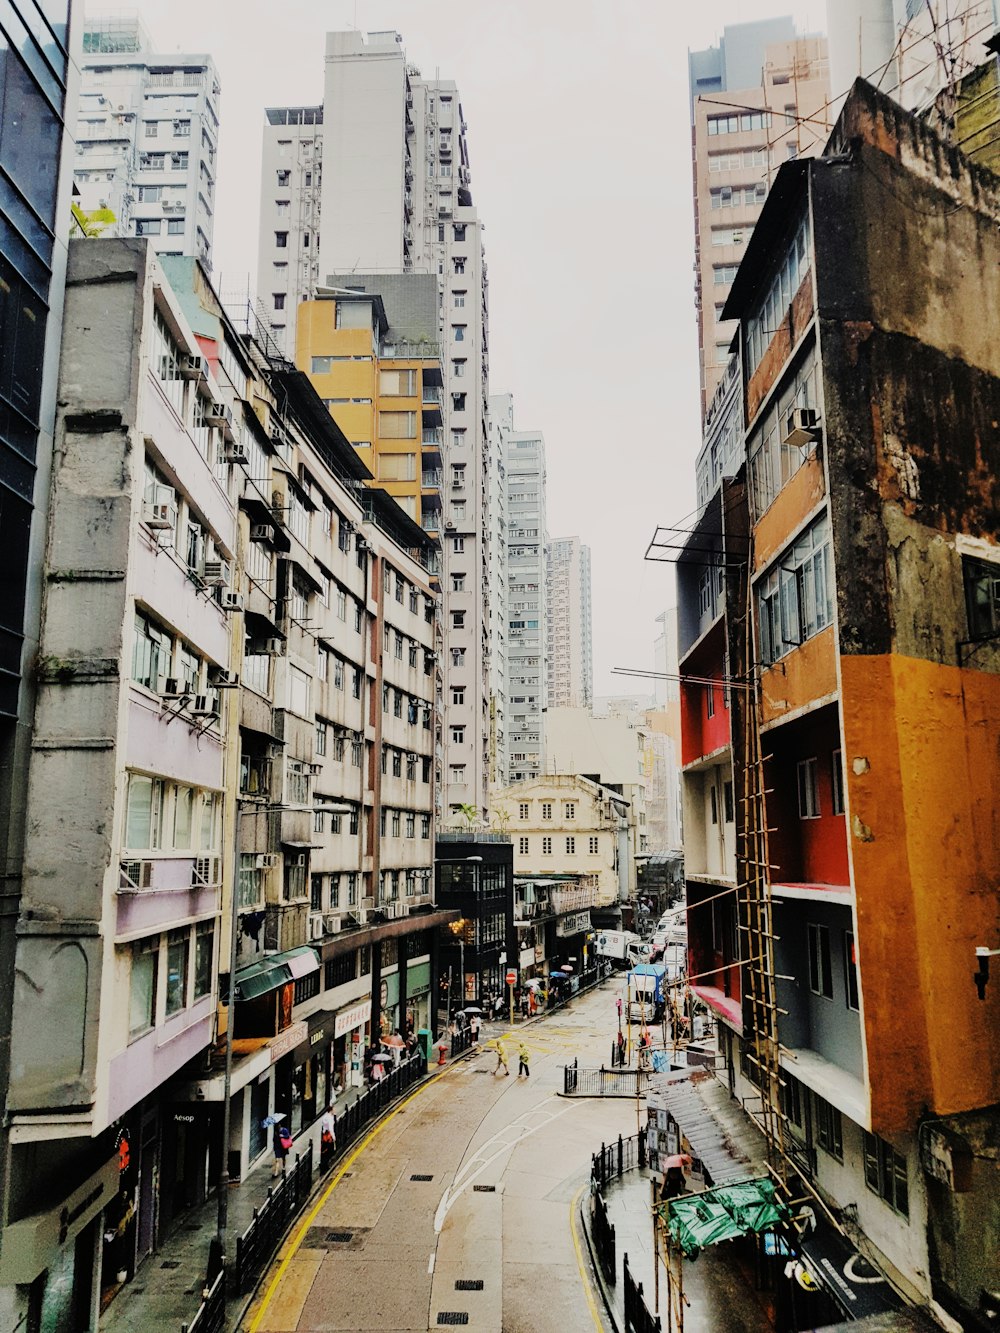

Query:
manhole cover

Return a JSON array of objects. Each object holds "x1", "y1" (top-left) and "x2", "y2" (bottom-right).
[
  {"x1": 411, "y1": 1174, "x2": 433, "y2": 1181},
  {"x1": 341, "y1": 1171, "x2": 353, "y2": 1178},
  {"x1": 473, "y1": 1185, "x2": 496, "y2": 1193},
  {"x1": 160, "y1": 1261, "x2": 181, "y2": 1270},
  {"x1": 437, "y1": 1315, "x2": 469, "y2": 1326},
  {"x1": 326, "y1": 1231, "x2": 353, "y2": 1243},
  {"x1": 455, "y1": 1279, "x2": 484, "y2": 1291}
]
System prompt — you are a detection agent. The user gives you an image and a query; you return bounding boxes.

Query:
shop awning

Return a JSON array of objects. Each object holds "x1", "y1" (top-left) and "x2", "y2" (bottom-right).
[
  {"x1": 660, "y1": 1177, "x2": 789, "y2": 1260},
  {"x1": 233, "y1": 946, "x2": 319, "y2": 1001}
]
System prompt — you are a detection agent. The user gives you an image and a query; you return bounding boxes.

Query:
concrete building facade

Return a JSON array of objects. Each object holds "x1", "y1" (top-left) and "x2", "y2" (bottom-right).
[
  {"x1": 689, "y1": 19, "x2": 830, "y2": 414},
  {"x1": 678, "y1": 83, "x2": 1000, "y2": 1327},
  {"x1": 546, "y1": 536, "x2": 593, "y2": 712},
  {"x1": 505, "y1": 429, "x2": 547, "y2": 785},
  {"x1": 75, "y1": 13, "x2": 219, "y2": 267},
  {"x1": 486, "y1": 393, "x2": 512, "y2": 787},
  {"x1": 259, "y1": 28, "x2": 493, "y2": 824}
]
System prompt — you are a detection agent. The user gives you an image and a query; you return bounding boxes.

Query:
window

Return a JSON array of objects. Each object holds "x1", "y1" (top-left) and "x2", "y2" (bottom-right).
[
  {"x1": 167, "y1": 218, "x2": 185, "y2": 235},
  {"x1": 131, "y1": 610, "x2": 171, "y2": 690},
  {"x1": 807, "y1": 923, "x2": 833, "y2": 998},
  {"x1": 963, "y1": 556, "x2": 1000, "y2": 639},
  {"x1": 710, "y1": 784, "x2": 719, "y2": 825},
  {"x1": 451, "y1": 726, "x2": 465, "y2": 743},
  {"x1": 815, "y1": 1093, "x2": 843, "y2": 1160},
  {"x1": 797, "y1": 758, "x2": 819, "y2": 818},
  {"x1": 863, "y1": 1132, "x2": 908, "y2": 1216},
  {"x1": 831, "y1": 750, "x2": 845, "y2": 816},
  {"x1": 391, "y1": 810, "x2": 401, "y2": 837},
  {"x1": 519, "y1": 802, "x2": 529, "y2": 820},
  {"x1": 289, "y1": 665, "x2": 310, "y2": 716},
  {"x1": 757, "y1": 515, "x2": 832, "y2": 666},
  {"x1": 275, "y1": 231, "x2": 288, "y2": 248},
  {"x1": 125, "y1": 774, "x2": 164, "y2": 849},
  {"x1": 136, "y1": 219, "x2": 161, "y2": 236},
  {"x1": 780, "y1": 1072, "x2": 804, "y2": 1129},
  {"x1": 379, "y1": 411, "x2": 416, "y2": 439},
  {"x1": 452, "y1": 325, "x2": 465, "y2": 342},
  {"x1": 129, "y1": 938, "x2": 159, "y2": 1037},
  {"x1": 194, "y1": 922, "x2": 213, "y2": 999},
  {"x1": 589, "y1": 836, "x2": 599, "y2": 854},
  {"x1": 564, "y1": 802, "x2": 576, "y2": 820},
  {"x1": 316, "y1": 720, "x2": 327, "y2": 756},
  {"x1": 452, "y1": 687, "x2": 465, "y2": 705},
  {"x1": 452, "y1": 392, "x2": 467, "y2": 411},
  {"x1": 451, "y1": 611, "x2": 465, "y2": 629},
  {"x1": 707, "y1": 109, "x2": 771, "y2": 135},
  {"x1": 166, "y1": 928, "x2": 189, "y2": 1015},
  {"x1": 286, "y1": 759, "x2": 310, "y2": 806},
  {"x1": 746, "y1": 216, "x2": 810, "y2": 376},
  {"x1": 449, "y1": 765, "x2": 466, "y2": 782},
  {"x1": 844, "y1": 931, "x2": 859, "y2": 1011},
  {"x1": 273, "y1": 293, "x2": 285, "y2": 311},
  {"x1": 317, "y1": 648, "x2": 328, "y2": 681},
  {"x1": 565, "y1": 836, "x2": 575, "y2": 855},
  {"x1": 421, "y1": 815, "x2": 431, "y2": 838},
  {"x1": 405, "y1": 813, "x2": 415, "y2": 838},
  {"x1": 518, "y1": 836, "x2": 529, "y2": 854},
  {"x1": 380, "y1": 368, "x2": 416, "y2": 396},
  {"x1": 722, "y1": 780, "x2": 734, "y2": 823},
  {"x1": 542, "y1": 836, "x2": 552, "y2": 855},
  {"x1": 452, "y1": 537, "x2": 465, "y2": 554},
  {"x1": 713, "y1": 263, "x2": 739, "y2": 285},
  {"x1": 541, "y1": 803, "x2": 552, "y2": 821},
  {"x1": 451, "y1": 647, "x2": 466, "y2": 666}
]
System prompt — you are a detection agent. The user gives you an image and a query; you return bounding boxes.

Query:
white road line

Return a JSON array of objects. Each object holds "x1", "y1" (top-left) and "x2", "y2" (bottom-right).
[{"x1": 427, "y1": 1251, "x2": 436, "y2": 1274}]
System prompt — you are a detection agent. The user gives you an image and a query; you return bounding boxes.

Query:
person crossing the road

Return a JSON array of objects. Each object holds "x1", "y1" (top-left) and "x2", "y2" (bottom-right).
[
  {"x1": 517, "y1": 1042, "x2": 531, "y2": 1079},
  {"x1": 493, "y1": 1038, "x2": 510, "y2": 1076}
]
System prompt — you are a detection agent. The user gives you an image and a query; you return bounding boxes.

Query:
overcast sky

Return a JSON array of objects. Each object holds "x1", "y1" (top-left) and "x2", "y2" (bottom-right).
[{"x1": 114, "y1": 0, "x2": 827, "y2": 695}]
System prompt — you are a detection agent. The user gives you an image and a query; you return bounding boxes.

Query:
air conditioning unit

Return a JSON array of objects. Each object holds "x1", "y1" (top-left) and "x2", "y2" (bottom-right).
[
  {"x1": 309, "y1": 913, "x2": 325, "y2": 941},
  {"x1": 308, "y1": 762, "x2": 322, "y2": 776},
  {"x1": 324, "y1": 912, "x2": 344, "y2": 934},
  {"x1": 180, "y1": 354, "x2": 209, "y2": 381},
  {"x1": 218, "y1": 591, "x2": 244, "y2": 613},
  {"x1": 352, "y1": 908, "x2": 369, "y2": 925},
  {"x1": 120, "y1": 859, "x2": 153, "y2": 891},
  {"x1": 361, "y1": 896, "x2": 376, "y2": 911},
  {"x1": 161, "y1": 677, "x2": 185, "y2": 697},
  {"x1": 265, "y1": 637, "x2": 285, "y2": 656},
  {"x1": 210, "y1": 667, "x2": 240, "y2": 688},
  {"x1": 406, "y1": 752, "x2": 418, "y2": 763},
  {"x1": 143, "y1": 484, "x2": 177, "y2": 530},
  {"x1": 191, "y1": 856, "x2": 220, "y2": 886},
  {"x1": 202, "y1": 559, "x2": 231, "y2": 587},
  {"x1": 205, "y1": 401, "x2": 232, "y2": 429},
  {"x1": 191, "y1": 691, "x2": 219, "y2": 718},
  {"x1": 784, "y1": 407, "x2": 820, "y2": 447},
  {"x1": 224, "y1": 439, "x2": 249, "y2": 465},
  {"x1": 291, "y1": 852, "x2": 306, "y2": 868},
  {"x1": 250, "y1": 523, "x2": 274, "y2": 544},
  {"x1": 444, "y1": 520, "x2": 455, "y2": 530}
]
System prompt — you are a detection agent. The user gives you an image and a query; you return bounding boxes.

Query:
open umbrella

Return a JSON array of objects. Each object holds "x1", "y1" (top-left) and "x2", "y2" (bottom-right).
[
  {"x1": 560, "y1": 964, "x2": 574, "y2": 973},
  {"x1": 261, "y1": 1112, "x2": 287, "y2": 1128},
  {"x1": 383, "y1": 1033, "x2": 407, "y2": 1048},
  {"x1": 549, "y1": 971, "x2": 568, "y2": 980},
  {"x1": 371, "y1": 1053, "x2": 392, "y2": 1063},
  {"x1": 525, "y1": 979, "x2": 544, "y2": 989},
  {"x1": 458, "y1": 1006, "x2": 484, "y2": 1015}
]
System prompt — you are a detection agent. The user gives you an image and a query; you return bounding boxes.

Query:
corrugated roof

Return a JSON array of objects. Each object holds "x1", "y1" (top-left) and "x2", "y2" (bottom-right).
[{"x1": 647, "y1": 1068, "x2": 767, "y2": 1186}]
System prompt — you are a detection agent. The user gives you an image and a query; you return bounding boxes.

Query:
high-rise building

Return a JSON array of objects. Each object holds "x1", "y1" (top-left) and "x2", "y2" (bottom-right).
[
  {"x1": 75, "y1": 13, "x2": 219, "y2": 267},
  {"x1": 546, "y1": 537, "x2": 593, "y2": 712},
  {"x1": 505, "y1": 429, "x2": 547, "y2": 785},
  {"x1": 487, "y1": 394, "x2": 512, "y2": 787},
  {"x1": 0, "y1": 3, "x2": 79, "y2": 1328},
  {"x1": 259, "y1": 29, "x2": 493, "y2": 822},
  {"x1": 689, "y1": 19, "x2": 830, "y2": 414}
]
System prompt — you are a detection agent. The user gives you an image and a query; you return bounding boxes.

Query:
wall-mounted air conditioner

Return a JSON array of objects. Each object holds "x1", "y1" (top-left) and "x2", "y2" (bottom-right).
[
  {"x1": 250, "y1": 523, "x2": 274, "y2": 544},
  {"x1": 309, "y1": 913, "x2": 325, "y2": 941},
  {"x1": 143, "y1": 484, "x2": 177, "y2": 531},
  {"x1": 191, "y1": 691, "x2": 219, "y2": 718},
  {"x1": 120, "y1": 859, "x2": 153, "y2": 891},
  {"x1": 784, "y1": 407, "x2": 820, "y2": 448},
  {"x1": 218, "y1": 591, "x2": 244, "y2": 613},
  {"x1": 202, "y1": 559, "x2": 231, "y2": 588}
]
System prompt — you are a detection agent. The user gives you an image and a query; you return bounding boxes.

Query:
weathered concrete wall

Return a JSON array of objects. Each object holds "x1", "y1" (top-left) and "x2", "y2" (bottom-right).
[{"x1": 8, "y1": 242, "x2": 150, "y2": 1112}]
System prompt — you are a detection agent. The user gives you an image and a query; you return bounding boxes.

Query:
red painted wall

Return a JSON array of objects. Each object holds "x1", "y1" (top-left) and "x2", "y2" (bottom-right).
[
  {"x1": 680, "y1": 622, "x2": 732, "y2": 765},
  {"x1": 764, "y1": 705, "x2": 849, "y2": 886}
]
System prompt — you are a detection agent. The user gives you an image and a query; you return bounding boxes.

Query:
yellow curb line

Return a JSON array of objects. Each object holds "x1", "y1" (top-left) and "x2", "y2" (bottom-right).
[
  {"x1": 570, "y1": 1181, "x2": 608, "y2": 1332},
  {"x1": 245, "y1": 1063, "x2": 453, "y2": 1332}
]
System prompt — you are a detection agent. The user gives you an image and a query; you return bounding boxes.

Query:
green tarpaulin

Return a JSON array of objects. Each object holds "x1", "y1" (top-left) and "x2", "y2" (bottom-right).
[{"x1": 660, "y1": 1177, "x2": 789, "y2": 1260}]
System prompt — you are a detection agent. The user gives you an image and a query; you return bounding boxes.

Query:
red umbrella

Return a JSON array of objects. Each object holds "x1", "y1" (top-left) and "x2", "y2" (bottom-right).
[{"x1": 664, "y1": 1154, "x2": 692, "y2": 1171}]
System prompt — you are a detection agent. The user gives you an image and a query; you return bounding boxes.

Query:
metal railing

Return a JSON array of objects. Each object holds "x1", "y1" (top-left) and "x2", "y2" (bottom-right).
[
  {"x1": 591, "y1": 1133, "x2": 648, "y2": 1192},
  {"x1": 623, "y1": 1252, "x2": 661, "y2": 1333},
  {"x1": 451, "y1": 1024, "x2": 474, "y2": 1058},
  {"x1": 564, "y1": 1062, "x2": 653, "y2": 1099},
  {"x1": 232, "y1": 1141, "x2": 313, "y2": 1295},
  {"x1": 592, "y1": 1190, "x2": 617, "y2": 1286},
  {"x1": 181, "y1": 1267, "x2": 225, "y2": 1333}
]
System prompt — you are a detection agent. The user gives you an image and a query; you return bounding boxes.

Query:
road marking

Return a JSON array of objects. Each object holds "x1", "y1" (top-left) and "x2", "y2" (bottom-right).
[
  {"x1": 570, "y1": 1181, "x2": 608, "y2": 1331},
  {"x1": 247, "y1": 1065, "x2": 453, "y2": 1333},
  {"x1": 428, "y1": 1251, "x2": 436, "y2": 1274},
  {"x1": 434, "y1": 1100, "x2": 579, "y2": 1233}
]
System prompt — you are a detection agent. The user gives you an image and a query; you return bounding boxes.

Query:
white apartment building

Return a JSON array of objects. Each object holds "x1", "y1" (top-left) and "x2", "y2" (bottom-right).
[
  {"x1": 257, "y1": 28, "x2": 493, "y2": 821},
  {"x1": 546, "y1": 536, "x2": 593, "y2": 711},
  {"x1": 505, "y1": 430, "x2": 547, "y2": 785},
  {"x1": 255, "y1": 106, "x2": 323, "y2": 354},
  {"x1": 75, "y1": 13, "x2": 219, "y2": 267},
  {"x1": 487, "y1": 393, "x2": 512, "y2": 788}
]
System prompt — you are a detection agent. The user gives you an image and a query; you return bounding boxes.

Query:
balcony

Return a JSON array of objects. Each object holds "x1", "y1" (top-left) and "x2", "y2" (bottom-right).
[
  {"x1": 422, "y1": 385, "x2": 443, "y2": 406},
  {"x1": 422, "y1": 428, "x2": 442, "y2": 447},
  {"x1": 421, "y1": 470, "x2": 443, "y2": 489},
  {"x1": 550, "y1": 881, "x2": 599, "y2": 914}
]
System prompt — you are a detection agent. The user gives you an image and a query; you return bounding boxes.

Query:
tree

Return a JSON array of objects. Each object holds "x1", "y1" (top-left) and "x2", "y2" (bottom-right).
[{"x1": 454, "y1": 803, "x2": 479, "y2": 831}]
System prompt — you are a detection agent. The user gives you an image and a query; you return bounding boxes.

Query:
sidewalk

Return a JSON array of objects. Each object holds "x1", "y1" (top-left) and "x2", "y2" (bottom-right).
[
  {"x1": 583, "y1": 1168, "x2": 775, "y2": 1333},
  {"x1": 100, "y1": 1062, "x2": 422, "y2": 1330}
]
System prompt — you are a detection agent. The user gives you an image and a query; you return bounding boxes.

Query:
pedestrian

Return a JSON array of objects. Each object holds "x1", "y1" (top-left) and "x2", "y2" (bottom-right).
[
  {"x1": 320, "y1": 1104, "x2": 337, "y2": 1167},
  {"x1": 616, "y1": 1029, "x2": 626, "y2": 1066},
  {"x1": 493, "y1": 1039, "x2": 509, "y2": 1076},
  {"x1": 272, "y1": 1120, "x2": 292, "y2": 1177},
  {"x1": 470, "y1": 1013, "x2": 481, "y2": 1043},
  {"x1": 517, "y1": 1042, "x2": 530, "y2": 1078},
  {"x1": 520, "y1": 991, "x2": 530, "y2": 1018}
]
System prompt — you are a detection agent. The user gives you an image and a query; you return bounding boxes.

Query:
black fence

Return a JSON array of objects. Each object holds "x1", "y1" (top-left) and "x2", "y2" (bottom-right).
[
  {"x1": 591, "y1": 1132, "x2": 648, "y2": 1191},
  {"x1": 181, "y1": 1267, "x2": 226, "y2": 1333},
  {"x1": 623, "y1": 1252, "x2": 661, "y2": 1333},
  {"x1": 592, "y1": 1189, "x2": 616, "y2": 1286},
  {"x1": 451, "y1": 1024, "x2": 473, "y2": 1058},
  {"x1": 564, "y1": 1060, "x2": 653, "y2": 1098}
]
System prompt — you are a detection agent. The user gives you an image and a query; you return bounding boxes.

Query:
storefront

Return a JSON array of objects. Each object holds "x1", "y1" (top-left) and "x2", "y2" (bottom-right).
[
  {"x1": 0, "y1": 1152, "x2": 119, "y2": 1333},
  {"x1": 335, "y1": 997, "x2": 371, "y2": 1088}
]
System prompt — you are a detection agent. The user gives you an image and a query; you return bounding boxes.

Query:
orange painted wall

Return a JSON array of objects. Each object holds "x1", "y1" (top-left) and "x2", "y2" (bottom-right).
[
  {"x1": 841, "y1": 653, "x2": 1000, "y2": 1137},
  {"x1": 754, "y1": 452, "x2": 826, "y2": 571},
  {"x1": 759, "y1": 624, "x2": 837, "y2": 726}
]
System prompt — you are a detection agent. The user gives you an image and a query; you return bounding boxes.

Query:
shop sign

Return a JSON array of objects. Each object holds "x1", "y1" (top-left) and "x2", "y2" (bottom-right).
[
  {"x1": 335, "y1": 998, "x2": 371, "y2": 1038},
  {"x1": 310, "y1": 1027, "x2": 327, "y2": 1047},
  {"x1": 270, "y1": 1020, "x2": 308, "y2": 1064},
  {"x1": 556, "y1": 911, "x2": 591, "y2": 938}
]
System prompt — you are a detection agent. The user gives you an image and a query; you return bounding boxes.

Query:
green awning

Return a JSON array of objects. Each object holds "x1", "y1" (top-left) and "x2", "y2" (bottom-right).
[
  {"x1": 234, "y1": 947, "x2": 320, "y2": 1001},
  {"x1": 660, "y1": 1177, "x2": 789, "y2": 1260}
]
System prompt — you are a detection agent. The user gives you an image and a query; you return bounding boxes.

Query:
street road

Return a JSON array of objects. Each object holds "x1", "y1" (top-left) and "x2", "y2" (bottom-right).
[{"x1": 243, "y1": 980, "x2": 639, "y2": 1332}]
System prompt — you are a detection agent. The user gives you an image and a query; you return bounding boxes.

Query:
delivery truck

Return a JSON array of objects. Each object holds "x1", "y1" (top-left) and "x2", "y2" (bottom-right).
[
  {"x1": 626, "y1": 962, "x2": 667, "y2": 1023},
  {"x1": 594, "y1": 930, "x2": 648, "y2": 970}
]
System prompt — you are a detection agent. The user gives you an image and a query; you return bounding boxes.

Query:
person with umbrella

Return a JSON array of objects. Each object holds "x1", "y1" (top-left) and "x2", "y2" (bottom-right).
[
  {"x1": 469, "y1": 1011, "x2": 481, "y2": 1043},
  {"x1": 266, "y1": 1113, "x2": 292, "y2": 1177}
]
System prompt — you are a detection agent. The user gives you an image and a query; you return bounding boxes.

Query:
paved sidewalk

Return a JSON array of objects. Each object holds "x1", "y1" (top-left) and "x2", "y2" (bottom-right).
[
  {"x1": 100, "y1": 1065, "x2": 422, "y2": 1330},
  {"x1": 584, "y1": 1168, "x2": 775, "y2": 1333}
]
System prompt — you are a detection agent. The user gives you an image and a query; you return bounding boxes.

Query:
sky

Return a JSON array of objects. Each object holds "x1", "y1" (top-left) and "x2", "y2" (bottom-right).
[{"x1": 111, "y1": 0, "x2": 828, "y2": 695}]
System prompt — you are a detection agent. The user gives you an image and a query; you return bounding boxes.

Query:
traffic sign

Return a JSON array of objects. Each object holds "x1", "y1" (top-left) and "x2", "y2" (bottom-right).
[{"x1": 505, "y1": 970, "x2": 516, "y2": 986}]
